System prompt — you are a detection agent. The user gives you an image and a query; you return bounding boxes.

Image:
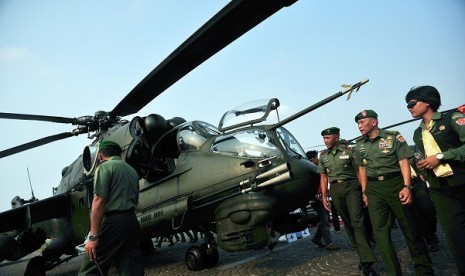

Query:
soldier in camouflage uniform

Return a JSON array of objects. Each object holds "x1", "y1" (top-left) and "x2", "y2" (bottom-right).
[{"x1": 354, "y1": 110, "x2": 433, "y2": 276}]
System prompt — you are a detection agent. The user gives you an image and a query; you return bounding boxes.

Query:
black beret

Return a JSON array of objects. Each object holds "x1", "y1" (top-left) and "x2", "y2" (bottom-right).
[
  {"x1": 321, "y1": 127, "x2": 340, "y2": 136},
  {"x1": 354, "y1": 110, "x2": 378, "y2": 122}
]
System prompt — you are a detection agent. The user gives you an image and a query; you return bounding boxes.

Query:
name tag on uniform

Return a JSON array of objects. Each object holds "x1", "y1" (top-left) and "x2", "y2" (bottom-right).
[
  {"x1": 379, "y1": 142, "x2": 392, "y2": 149},
  {"x1": 339, "y1": 155, "x2": 349, "y2": 159}
]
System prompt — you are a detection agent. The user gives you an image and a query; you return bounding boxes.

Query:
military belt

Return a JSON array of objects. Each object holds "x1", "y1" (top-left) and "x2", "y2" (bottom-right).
[
  {"x1": 104, "y1": 207, "x2": 135, "y2": 217},
  {"x1": 330, "y1": 178, "x2": 356, "y2": 184},
  {"x1": 367, "y1": 171, "x2": 401, "y2": 181}
]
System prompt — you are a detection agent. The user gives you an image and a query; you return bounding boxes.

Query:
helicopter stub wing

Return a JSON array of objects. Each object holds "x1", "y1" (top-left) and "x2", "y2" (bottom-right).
[
  {"x1": 0, "y1": 193, "x2": 72, "y2": 233},
  {"x1": 110, "y1": 0, "x2": 298, "y2": 117}
]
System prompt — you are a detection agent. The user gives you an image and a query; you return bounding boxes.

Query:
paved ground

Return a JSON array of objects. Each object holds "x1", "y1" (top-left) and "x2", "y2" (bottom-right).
[{"x1": 0, "y1": 224, "x2": 460, "y2": 276}]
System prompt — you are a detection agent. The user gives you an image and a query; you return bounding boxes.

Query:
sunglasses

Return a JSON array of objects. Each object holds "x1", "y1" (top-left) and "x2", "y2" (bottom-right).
[{"x1": 407, "y1": 100, "x2": 419, "y2": 109}]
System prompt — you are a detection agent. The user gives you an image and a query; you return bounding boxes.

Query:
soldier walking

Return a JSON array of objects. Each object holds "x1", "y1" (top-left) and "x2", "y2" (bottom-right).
[
  {"x1": 317, "y1": 127, "x2": 377, "y2": 275},
  {"x1": 354, "y1": 110, "x2": 433, "y2": 275}
]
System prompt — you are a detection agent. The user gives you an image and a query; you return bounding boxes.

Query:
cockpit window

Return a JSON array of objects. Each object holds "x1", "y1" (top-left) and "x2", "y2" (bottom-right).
[
  {"x1": 177, "y1": 121, "x2": 219, "y2": 151},
  {"x1": 211, "y1": 129, "x2": 280, "y2": 158},
  {"x1": 197, "y1": 121, "x2": 220, "y2": 136},
  {"x1": 276, "y1": 127, "x2": 306, "y2": 158}
]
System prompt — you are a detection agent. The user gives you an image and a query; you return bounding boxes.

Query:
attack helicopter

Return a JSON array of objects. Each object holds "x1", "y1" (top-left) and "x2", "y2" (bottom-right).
[{"x1": 0, "y1": 0, "x2": 369, "y2": 273}]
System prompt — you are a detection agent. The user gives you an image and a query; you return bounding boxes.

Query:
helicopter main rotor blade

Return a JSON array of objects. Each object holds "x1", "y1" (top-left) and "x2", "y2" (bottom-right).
[
  {"x1": 111, "y1": 0, "x2": 298, "y2": 117},
  {"x1": 0, "y1": 112, "x2": 77, "y2": 124},
  {"x1": 0, "y1": 132, "x2": 75, "y2": 159}
]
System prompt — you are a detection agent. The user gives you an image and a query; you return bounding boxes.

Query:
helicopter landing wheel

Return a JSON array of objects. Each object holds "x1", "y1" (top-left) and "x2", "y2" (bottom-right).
[
  {"x1": 24, "y1": 256, "x2": 46, "y2": 276},
  {"x1": 185, "y1": 245, "x2": 205, "y2": 271},
  {"x1": 201, "y1": 243, "x2": 219, "y2": 268}
]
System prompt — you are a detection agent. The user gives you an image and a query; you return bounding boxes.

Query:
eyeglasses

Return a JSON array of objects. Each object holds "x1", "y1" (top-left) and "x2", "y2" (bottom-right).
[{"x1": 407, "y1": 100, "x2": 419, "y2": 109}]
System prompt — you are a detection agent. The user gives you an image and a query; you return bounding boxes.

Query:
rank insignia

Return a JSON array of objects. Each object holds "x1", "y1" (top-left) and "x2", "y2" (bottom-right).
[{"x1": 396, "y1": 134, "x2": 405, "y2": 143}]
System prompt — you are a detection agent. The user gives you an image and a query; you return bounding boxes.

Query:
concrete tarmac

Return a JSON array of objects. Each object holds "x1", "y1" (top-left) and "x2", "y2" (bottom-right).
[{"x1": 0, "y1": 224, "x2": 460, "y2": 275}]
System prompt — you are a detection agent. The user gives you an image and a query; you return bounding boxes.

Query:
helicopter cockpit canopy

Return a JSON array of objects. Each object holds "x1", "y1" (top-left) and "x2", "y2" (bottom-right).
[
  {"x1": 211, "y1": 129, "x2": 280, "y2": 158},
  {"x1": 218, "y1": 98, "x2": 280, "y2": 132},
  {"x1": 177, "y1": 121, "x2": 220, "y2": 151}
]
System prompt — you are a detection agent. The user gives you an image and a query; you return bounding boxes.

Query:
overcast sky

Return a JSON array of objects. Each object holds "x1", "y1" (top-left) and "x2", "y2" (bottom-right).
[{"x1": 1, "y1": 0, "x2": 464, "y2": 212}]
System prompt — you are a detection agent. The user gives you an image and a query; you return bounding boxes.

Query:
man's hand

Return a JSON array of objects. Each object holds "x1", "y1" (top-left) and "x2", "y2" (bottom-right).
[
  {"x1": 322, "y1": 197, "x2": 332, "y2": 212},
  {"x1": 417, "y1": 156, "x2": 441, "y2": 170},
  {"x1": 362, "y1": 193, "x2": 368, "y2": 207},
  {"x1": 85, "y1": 239, "x2": 98, "y2": 262},
  {"x1": 399, "y1": 187, "x2": 412, "y2": 205}
]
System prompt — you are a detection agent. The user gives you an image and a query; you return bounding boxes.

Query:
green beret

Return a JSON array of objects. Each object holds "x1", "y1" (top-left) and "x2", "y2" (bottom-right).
[
  {"x1": 98, "y1": 140, "x2": 122, "y2": 152},
  {"x1": 354, "y1": 110, "x2": 378, "y2": 122},
  {"x1": 321, "y1": 127, "x2": 340, "y2": 136}
]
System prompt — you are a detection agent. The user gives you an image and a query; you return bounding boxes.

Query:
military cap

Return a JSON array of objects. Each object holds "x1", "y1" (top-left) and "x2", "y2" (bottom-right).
[
  {"x1": 98, "y1": 140, "x2": 122, "y2": 152},
  {"x1": 354, "y1": 109, "x2": 378, "y2": 122},
  {"x1": 321, "y1": 127, "x2": 340, "y2": 136}
]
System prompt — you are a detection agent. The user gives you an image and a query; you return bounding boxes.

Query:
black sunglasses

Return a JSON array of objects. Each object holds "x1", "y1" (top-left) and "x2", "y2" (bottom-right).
[{"x1": 407, "y1": 100, "x2": 419, "y2": 109}]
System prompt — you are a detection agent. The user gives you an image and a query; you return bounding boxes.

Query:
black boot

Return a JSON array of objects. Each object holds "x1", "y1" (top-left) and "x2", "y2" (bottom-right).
[{"x1": 360, "y1": 262, "x2": 378, "y2": 276}]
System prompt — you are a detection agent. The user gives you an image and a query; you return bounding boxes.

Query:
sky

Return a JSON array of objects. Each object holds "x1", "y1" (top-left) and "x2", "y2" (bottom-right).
[{"x1": 0, "y1": 0, "x2": 464, "y2": 212}]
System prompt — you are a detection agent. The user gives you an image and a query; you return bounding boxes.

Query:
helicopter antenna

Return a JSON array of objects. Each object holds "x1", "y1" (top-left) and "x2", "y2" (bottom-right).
[{"x1": 27, "y1": 168, "x2": 37, "y2": 202}]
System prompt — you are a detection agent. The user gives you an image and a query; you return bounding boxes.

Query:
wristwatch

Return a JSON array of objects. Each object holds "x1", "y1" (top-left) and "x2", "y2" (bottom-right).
[
  {"x1": 436, "y1": 153, "x2": 445, "y2": 163},
  {"x1": 404, "y1": 184, "x2": 413, "y2": 190},
  {"x1": 89, "y1": 233, "x2": 99, "y2": 241}
]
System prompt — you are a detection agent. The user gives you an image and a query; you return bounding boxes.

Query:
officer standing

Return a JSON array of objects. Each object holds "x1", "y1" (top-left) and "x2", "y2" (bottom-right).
[
  {"x1": 79, "y1": 140, "x2": 144, "y2": 276},
  {"x1": 354, "y1": 110, "x2": 433, "y2": 276},
  {"x1": 306, "y1": 150, "x2": 340, "y2": 251},
  {"x1": 317, "y1": 127, "x2": 377, "y2": 275},
  {"x1": 406, "y1": 85, "x2": 465, "y2": 274}
]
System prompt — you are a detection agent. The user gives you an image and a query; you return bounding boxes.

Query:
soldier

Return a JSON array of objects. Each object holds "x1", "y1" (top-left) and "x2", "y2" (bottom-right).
[
  {"x1": 306, "y1": 150, "x2": 340, "y2": 251},
  {"x1": 354, "y1": 110, "x2": 433, "y2": 276},
  {"x1": 406, "y1": 86, "x2": 465, "y2": 274},
  {"x1": 79, "y1": 140, "x2": 144, "y2": 276},
  {"x1": 317, "y1": 127, "x2": 377, "y2": 275}
]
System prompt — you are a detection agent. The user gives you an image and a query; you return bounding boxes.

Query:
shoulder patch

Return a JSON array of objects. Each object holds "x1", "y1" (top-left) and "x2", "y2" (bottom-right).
[
  {"x1": 320, "y1": 149, "x2": 328, "y2": 154},
  {"x1": 456, "y1": 118, "x2": 465, "y2": 126}
]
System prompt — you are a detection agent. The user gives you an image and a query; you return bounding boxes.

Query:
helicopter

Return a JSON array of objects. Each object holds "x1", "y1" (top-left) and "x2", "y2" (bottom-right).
[{"x1": 0, "y1": 0, "x2": 370, "y2": 273}]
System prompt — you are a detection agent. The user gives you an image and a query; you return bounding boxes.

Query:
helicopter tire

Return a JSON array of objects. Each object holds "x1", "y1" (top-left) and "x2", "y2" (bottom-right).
[
  {"x1": 185, "y1": 245, "x2": 205, "y2": 271},
  {"x1": 200, "y1": 243, "x2": 219, "y2": 268},
  {"x1": 24, "y1": 256, "x2": 46, "y2": 276}
]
